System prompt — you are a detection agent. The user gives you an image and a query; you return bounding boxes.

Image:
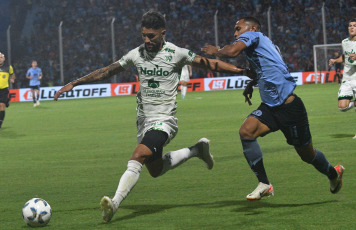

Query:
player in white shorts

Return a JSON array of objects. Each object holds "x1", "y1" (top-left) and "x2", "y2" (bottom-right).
[
  {"x1": 54, "y1": 11, "x2": 252, "y2": 222},
  {"x1": 180, "y1": 65, "x2": 192, "y2": 99},
  {"x1": 329, "y1": 18, "x2": 356, "y2": 139}
]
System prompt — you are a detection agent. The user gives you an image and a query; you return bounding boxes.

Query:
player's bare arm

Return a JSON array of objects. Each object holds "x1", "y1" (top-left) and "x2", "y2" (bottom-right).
[
  {"x1": 10, "y1": 73, "x2": 15, "y2": 83},
  {"x1": 329, "y1": 55, "x2": 345, "y2": 66},
  {"x1": 192, "y1": 55, "x2": 244, "y2": 74},
  {"x1": 201, "y1": 41, "x2": 247, "y2": 58},
  {"x1": 54, "y1": 61, "x2": 125, "y2": 101}
]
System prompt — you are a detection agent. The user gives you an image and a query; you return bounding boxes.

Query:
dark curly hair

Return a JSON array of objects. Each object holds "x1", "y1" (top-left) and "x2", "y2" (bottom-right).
[{"x1": 141, "y1": 10, "x2": 166, "y2": 29}]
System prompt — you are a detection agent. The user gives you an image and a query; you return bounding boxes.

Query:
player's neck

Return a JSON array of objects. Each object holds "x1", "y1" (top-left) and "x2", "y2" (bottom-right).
[{"x1": 350, "y1": 34, "x2": 356, "y2": 41}]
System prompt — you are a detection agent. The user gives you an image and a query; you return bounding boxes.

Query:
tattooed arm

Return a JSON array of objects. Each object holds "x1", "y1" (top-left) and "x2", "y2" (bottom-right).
[
  {"x1": 191, "y1": 55, "x2": 245, "y2": 74},
  {"x1": 54, "y1": 62, "x2": 125, "y2": 101}
]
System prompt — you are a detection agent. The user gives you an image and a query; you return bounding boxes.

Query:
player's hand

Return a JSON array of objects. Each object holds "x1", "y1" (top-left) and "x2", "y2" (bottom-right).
[
  {"x1": 54, "y1": 83, "x2": 73, "y2": 101},
  {"x1": 328, "y1": 59, "x2": 335, "y2": 67},
  {"x1": 201, "y1": 45, "x2": 220, "y2": 56},
  {"x1": 243, "y1": 80, "x2": 257, "y2": 106},
  {"x1": 349, "y1": 54, "x2": 356, "y2": 61},
  {"x1": 243, "y1": 68, "x2": 256, "y2": 80},
  {"x1": 10, "y1": 78, "x2": 15, "y2": 83}
]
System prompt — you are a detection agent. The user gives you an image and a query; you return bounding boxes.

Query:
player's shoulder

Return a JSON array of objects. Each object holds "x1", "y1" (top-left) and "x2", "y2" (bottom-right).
[
  {"x1": 164, "y1": 41, "x2": 194, "y2": 57},
  {"x1": 162, "y1": 42, "x2": 180, "y2": 53},
  {"x1": 342, "y1": 37, "x2": 356, "y2": 44}
]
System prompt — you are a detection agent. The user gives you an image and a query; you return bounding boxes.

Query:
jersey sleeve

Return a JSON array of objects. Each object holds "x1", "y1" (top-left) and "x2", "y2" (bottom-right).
[
  {"x1": 9, "y1": 65, "x2": 14, "y2": 75},
  {"x1": 26, "y1": 69, "x2": 31, "y2": 76},
  {"x1": 175, "y1": 47, "x2": 196, "y2": 67},
  {"x1": 237, "y1": 31, "x2": 259, "y2": 48},
  {"x1": 118, "y1": 48, "x2": 137, "y2": 70}
]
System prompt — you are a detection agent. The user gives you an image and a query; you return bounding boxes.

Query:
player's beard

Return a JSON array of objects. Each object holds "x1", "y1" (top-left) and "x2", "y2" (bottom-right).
[{"x1": 145, "y1": 41, "x2": 163, "y2": 53}]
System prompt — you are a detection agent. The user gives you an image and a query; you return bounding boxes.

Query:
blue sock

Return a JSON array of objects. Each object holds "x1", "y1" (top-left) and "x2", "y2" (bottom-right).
[
  {"x1": 310, "y1": 149, "x2": 337, "y2": 180},
  {"x1": 241, "y1": 138, "x2": 270, "y2": 184}
]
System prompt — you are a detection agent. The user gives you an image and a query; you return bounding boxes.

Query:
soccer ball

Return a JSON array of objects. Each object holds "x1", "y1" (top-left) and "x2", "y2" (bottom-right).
[{"x1": 22, "y1": 198, "x2": 52, "y2": 227}]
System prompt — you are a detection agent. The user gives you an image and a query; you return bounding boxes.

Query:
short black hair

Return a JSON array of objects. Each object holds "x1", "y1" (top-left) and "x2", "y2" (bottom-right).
[
  {"x1": 141, "y1": 11, "x2": 166, "y2": 29},
  {"x1": 349, "y1": 18, "x2": 356, "y2": 23},
  {"x1": 240, "y1": 16, "x2": 261, "y2": 30}
]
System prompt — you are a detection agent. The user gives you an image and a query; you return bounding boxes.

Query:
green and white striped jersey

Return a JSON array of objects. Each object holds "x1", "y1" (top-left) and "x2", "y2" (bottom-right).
[{"x1": 118, "y1": 42, "x2": 196, "y2": 118}]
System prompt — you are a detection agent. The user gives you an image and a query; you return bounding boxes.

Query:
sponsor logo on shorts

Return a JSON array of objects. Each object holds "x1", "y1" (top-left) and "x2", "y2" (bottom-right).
[{"x1": 252, "y1": 110, "x2": 262, "y2": 117}]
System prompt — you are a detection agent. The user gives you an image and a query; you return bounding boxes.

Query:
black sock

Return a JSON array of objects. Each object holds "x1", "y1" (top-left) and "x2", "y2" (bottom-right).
[
  {"x1": 251, "y1": 159, "x2": 270, "y2": 184},
  {"x1": 33, "y1": 97, "x2": 36, "y2": 103},
  {"x1": 0, "y1": 110, "x2": 5, "y2": 128}
]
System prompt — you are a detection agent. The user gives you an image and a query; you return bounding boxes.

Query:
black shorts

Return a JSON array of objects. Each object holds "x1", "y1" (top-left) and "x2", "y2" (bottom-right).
[
  {"x1": 140, "y1": 130, "x2": 168, "y2": 163},
  {"x1": 249, "y1": 94, "x2": 312, "y2": 146},
  {"x1": 30, "y1": 85, "x2": 40, "y2": 90},
  {"x1": 0, "y1": 88, "x2": 10, "y2": 107}
]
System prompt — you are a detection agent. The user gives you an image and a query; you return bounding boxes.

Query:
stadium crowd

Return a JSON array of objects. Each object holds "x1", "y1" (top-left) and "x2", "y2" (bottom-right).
[{"x1": 8, "y1": 0, "x2": 356, "y2": 88}]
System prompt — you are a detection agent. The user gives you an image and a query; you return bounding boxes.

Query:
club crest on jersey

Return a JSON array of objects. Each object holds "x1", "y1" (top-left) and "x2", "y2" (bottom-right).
[
  {"x1": 140, "y1": 67, "x2": 170, "y2": 76},
  {"x1": 165, "y1": 55, "x2": 172, "y2": 62}
]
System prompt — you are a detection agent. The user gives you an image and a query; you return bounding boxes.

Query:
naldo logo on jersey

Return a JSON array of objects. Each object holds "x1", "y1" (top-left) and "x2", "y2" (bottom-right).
[{"x1": 140, "y1": 67, "x2": 170, "y2": 76}]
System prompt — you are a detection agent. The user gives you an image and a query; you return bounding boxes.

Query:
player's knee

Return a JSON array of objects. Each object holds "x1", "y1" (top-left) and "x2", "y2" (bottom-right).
[
  {"x1": 146, "y1": 162, "x2": 163, "y2": 178},
  {"x1": 239, "y1": 126, "x2": 254, "y2": 139},
  {"x1": 148, "y1": 170, "x2": 161, "y2": 178}
]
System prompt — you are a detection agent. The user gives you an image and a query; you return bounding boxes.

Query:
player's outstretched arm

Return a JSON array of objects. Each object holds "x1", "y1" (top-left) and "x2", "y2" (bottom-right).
[
  {"x1": 192, "y1": 55, "x2": 244, "y2": 74},
  {"x1": 54, "y1": 62, "x2": 125, "y2": 101},
  {"x1": 201, "y1": 41, "x2": 246, "y2": 58}
]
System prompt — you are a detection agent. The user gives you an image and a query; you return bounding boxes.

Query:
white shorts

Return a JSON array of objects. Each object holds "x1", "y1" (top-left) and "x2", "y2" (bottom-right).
[
  {"x1": 338, "y1": 79, "x2": 356, "y2": 100},
  {"x1": 136, "y1": 116, "x2": 178, "y2": 145}
]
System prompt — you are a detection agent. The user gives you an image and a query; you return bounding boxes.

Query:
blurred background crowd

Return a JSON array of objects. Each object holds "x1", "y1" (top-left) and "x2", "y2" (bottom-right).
[{"x1": 1, "y1": 0, "x2": 355, "y2": 88}]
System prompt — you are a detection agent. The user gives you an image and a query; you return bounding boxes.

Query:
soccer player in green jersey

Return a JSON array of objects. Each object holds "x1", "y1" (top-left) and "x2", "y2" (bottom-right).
[{"x1": 54, "y1": 11, "x2": 251, "y2": 222}]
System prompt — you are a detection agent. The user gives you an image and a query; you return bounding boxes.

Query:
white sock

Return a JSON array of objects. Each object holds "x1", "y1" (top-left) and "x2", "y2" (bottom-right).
[
  {"x1": 181, "y1": 86, "x2": 187, "y2": 98},
  {"x1": 112, "y1": 160, "x2": 142, "y2": 209},
  {"x1": 160, "y1": 146, "x2": 199, "y2": 176}
]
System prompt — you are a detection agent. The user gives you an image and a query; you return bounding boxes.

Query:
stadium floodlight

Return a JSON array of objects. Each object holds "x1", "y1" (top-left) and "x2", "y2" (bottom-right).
[{"x1": 313, "y1": 43, "x2": 342, "y2": 84}]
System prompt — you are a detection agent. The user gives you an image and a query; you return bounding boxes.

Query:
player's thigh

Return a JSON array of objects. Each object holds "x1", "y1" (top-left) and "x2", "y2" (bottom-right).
[
  {"x1": 239, "y1": 103, "x2": 275, "y2": 139},
  {"x1": 239, "y1": 116, "x2": 270, "y2": 139},
  {"x1": 139, "y1": 130, "x2": 169, "y2": 177}
]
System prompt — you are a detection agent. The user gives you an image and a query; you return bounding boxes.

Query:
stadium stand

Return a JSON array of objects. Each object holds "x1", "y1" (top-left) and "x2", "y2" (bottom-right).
[{"x1": 8, "y1": 0, "x2": 356, "y2": 88}]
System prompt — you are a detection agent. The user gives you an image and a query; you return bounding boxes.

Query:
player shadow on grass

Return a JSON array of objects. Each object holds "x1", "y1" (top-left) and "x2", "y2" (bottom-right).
[
  {"x1": 231, "y1": 200, "x2": 337, "y2": 215},
  {"x1": 330, "y1": 134, "x2": 355, "y2": 138},
  {"x1": 0, "y1": 128, "x2": 26, "y2": 138},
  {"x1": 107, "y1": 199, "x2": 337, "y2": 223}
]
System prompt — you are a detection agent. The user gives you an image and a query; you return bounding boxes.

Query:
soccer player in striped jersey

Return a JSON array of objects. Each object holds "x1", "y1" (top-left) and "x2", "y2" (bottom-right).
[
  {"x1": 0, "y1": 52, "x2": 15, "y2": 129},
  {"x1": 54, "y1": 11, "x2": 250, "y2": 222},
  {"x1": 329, "y1": 18, "x2": 356, "y2": 139},
  {"x1": 202, "y1": 16, "x2": 344, "y2": 200}
]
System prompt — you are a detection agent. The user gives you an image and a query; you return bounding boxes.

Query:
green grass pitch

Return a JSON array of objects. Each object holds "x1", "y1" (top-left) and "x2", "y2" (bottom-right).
[{"x1": 0, "y1": 83, "x2": 355, "y2": 229}]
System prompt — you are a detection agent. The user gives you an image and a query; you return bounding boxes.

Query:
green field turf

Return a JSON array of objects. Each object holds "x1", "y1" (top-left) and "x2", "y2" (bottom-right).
[{"x1": 1, "y1": 82, "x2": 355, "y2": 229}]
